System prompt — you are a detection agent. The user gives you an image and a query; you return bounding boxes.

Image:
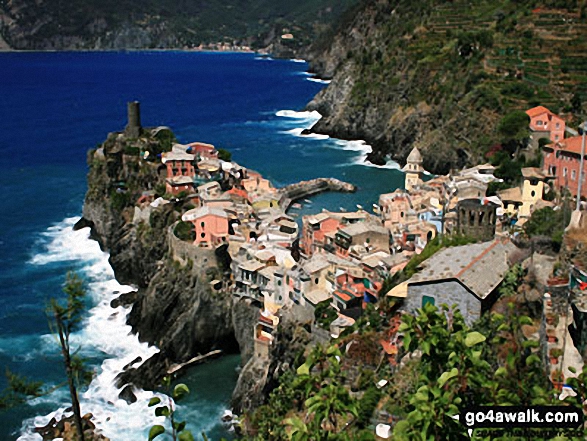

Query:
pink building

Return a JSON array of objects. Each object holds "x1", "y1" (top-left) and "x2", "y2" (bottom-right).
[
  {"x1": 301, "y1": 213, "x2": 342, "y2": 256},
  {"x1": 186, "y1": 142, "x2": 218, "y2": 160},
  {"x1": 379, "y1": 190, "x2": 412, "y2": 229},
  {"x1": 182, "y1": 206, "x2": 229, "y2": 248},
  {"x1": 526, "y1": 106, "x2": 566, "y2": 144},
  {"x1": 542, "y1": 136, "x2": 587, "y2": 200}
]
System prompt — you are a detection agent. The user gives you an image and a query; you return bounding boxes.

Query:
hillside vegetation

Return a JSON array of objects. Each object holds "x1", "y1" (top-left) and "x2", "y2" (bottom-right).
[
  {"x1": 306, "y1": 0, "x2": 587, "y2": 173},
  {"x1": 0, "y1": 0, "x2": 356, "y2": 51}
]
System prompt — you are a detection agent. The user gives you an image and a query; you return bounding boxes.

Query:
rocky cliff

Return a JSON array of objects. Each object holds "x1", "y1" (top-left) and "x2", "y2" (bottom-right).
[
  {"x1": 305, "y1": 0, "x2": 587, "y2": 174},
  {"x1": 80, "y1": 129, "x2": 259, "y2": 403}
]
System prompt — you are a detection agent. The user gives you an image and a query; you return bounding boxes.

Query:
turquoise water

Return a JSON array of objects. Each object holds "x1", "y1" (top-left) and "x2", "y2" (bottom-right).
[{"x1": 0, "y1": 51, "x2": 404, "y2": 440}]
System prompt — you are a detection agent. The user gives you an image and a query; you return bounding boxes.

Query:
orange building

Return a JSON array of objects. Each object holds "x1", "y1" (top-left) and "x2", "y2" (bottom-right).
[{"x1": 542, "y1": 136, "x2": 587, "y2": 199}]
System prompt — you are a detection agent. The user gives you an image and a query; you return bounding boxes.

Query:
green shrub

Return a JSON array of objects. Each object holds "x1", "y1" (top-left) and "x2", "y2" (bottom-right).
[{"x1": 174, "y1": 221, "x2": 195, "y2": 242}]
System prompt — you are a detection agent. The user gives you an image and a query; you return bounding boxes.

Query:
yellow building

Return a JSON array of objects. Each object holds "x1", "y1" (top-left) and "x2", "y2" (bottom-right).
[{"x1": 520, "y1": 167, "x2": 548, "y2": 218}]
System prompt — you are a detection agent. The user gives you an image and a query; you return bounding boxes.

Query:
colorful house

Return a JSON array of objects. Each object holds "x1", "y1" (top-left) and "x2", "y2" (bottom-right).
[
  {"x1": 526, "y1": 106, "x2": 566, "y2": 145},
  {"x1": 542, "y1": 136, "x2": 587, "y2": 200},
  {"x1": 379, "y1": 190, "x2": 413, "y2": 229},
  {"x1": 186, "y1": 142, "x2": 218, "y2": 160},
  {"x1": 182, "y1": 206, "x2": 229, "y2": 248},
  {"x1": 161, "y1": 149, "x2": 196, "y2": 178}
]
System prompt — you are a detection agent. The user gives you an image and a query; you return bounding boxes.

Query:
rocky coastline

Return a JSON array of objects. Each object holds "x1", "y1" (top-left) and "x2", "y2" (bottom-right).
[{"x1": 77, "y1": 127, "x2": 354, "y2": 417}]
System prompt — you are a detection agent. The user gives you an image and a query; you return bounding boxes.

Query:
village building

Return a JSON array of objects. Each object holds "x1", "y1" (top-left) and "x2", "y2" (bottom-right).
[
  {"x1": 403, "y1": 147, "x2": 426, "y2": 192},
  {"x1": 542, "y1": 136, "x2": 587, "y2": 200},
  {"x1": 301, "y1": 211, "x2": 370, "y2": 256},
  {"x1": 457, "y1": 163, "x2": 500, "y2": 184},
  {"x1": 186, "y1": 141, "x2": 218, "y2": 160},
  {"x1": 497, "y1": 187, "x2": 523, "y2": 217},
  {"x1": 332, "y1": 222, "x2": 390, "y2": 258},
  {"x1": 182, "y1": 206, "x2": 229, "y2": 248},
  {"x1": 379, "y1": 190, "x2": 415, "y2": 229},
  {"x1": 165, "y1": 175, "x2": 194, "y2": 195},
  {"x1": 526, "y1": 106, "x2": 566, "y2": 147},
  {"x1": 451, "y1": 175, "x2": 488, "y2": 200},
  {"x1": 387, "y1": 239, "x2": 516, "y2": 325},
  {"x1": 456, "y1": 199, "x2": 498, "y2": 241},
  {"x1": 161, "y1": 147, "x2": 196, "y2": 178}
]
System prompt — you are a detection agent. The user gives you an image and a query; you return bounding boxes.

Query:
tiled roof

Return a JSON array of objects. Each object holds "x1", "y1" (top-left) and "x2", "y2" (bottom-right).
[
  {"x1": 162, "y1": 151, "x2": 195, "y2": 163},
  {"x1": 526, "y1": 106, "x2": 552, "y2": 118},
  {"x1": 303, "y1": 256, "x2": 330, "y2": 274},
  {"x1": 167, "y1": 176, "x2": 194, "y2": 185},
  {"x1": 521, "y1": 167, "x2": 547, "y2": 180},
  {"x1": 555, "y1": 136, "x2": 585, "y2": 156},
  {"x1": 408, "y1": 240, "x2": 515, "y2": 299},
  {"x1": 497, "y1": 187, "x2": 523, "y2": 203},
  {"x1": 182, "y1": 206, "x2": 228, "y2": 221}
]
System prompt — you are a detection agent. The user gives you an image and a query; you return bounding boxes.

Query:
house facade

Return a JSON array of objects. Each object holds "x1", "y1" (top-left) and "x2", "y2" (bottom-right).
[
  {"x1": 526, "y1": 106, "x2": 566, "y2": 147},
  {"x1": 542, "y1": 136, "x2": 587, "y2": 200}
]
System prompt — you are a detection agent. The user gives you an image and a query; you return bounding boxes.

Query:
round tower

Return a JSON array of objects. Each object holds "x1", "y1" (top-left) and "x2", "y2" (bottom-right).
[{"x1": 125, "y1": 101, "x2": 142, "y2": 138}]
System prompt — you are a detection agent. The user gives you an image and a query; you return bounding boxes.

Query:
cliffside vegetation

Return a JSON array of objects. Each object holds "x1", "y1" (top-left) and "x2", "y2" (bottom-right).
[
  {"x1": 243, "y1": 265, "x2": 585, "y2": 440},
  {"x1": 306, "y1": 0, "x2": 587, "y2": 173},
  {"x1": 0, "y1": 0, "x2": 356, "y2": 51}
]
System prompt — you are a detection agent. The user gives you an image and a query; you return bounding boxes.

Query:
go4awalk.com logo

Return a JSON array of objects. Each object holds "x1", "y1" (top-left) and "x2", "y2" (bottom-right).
[{"x1": 453, "y1": 406, "x2": 584, "y2": 438}]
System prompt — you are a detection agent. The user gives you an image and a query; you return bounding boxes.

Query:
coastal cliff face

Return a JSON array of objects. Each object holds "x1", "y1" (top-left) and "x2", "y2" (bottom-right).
[
  {"x1": 81, "y1": 130, "x2": 257, "y2": 401},
  {"x1": 306, "y1": 0, "x2": 587, "y2": 174}
]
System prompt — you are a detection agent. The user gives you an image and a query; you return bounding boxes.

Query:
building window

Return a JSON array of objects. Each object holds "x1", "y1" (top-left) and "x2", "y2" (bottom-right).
[
  {"x1": 572, "y1": 170, "x2": 577, "y2": 180},
  {"x1": 537, "y1": 121, "x2": 543, "y2": 126},
  {"x1": 563, "y1": 168, "x2": 567, "y2": 177},
  {"x1": 200, "y1": 232, "x2": 205, "y2": 239},
  {"x1": 531, "y1": 190, "x2": 536, "y2": 197},
  {"x1": 422, "y1": 295, "x2": 435, "y2": 308},
  {"x1": 315, "y1": 278, "x2": 319, "y2": 284},
  {"x1": 556, "y1": 123, "x2": 560, "y2": 129},
  {"x1": 201, "y1": 221, "x2": 205, "y2": 228},
  {"x1": 555, "y1": 135, "x2": 559, "y2": 141}
]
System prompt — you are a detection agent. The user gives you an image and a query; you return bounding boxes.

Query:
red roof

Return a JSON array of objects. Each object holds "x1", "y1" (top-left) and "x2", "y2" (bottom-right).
[
  {"x1": 526, "y1": 106, "x2": 552, "y2": 118},
  {"x1": 556, "y1": 136, "x2": 585, "y2": 155}
]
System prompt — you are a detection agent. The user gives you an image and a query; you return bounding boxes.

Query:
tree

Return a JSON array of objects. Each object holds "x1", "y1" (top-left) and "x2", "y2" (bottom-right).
[
  {"x1": 217, "y1": 148, "x2": 232, "y2": 162},
  {"x1": 48, "y1": 272, "x2": 87, "y2": 441},
  {"x1": 498, "y1": 110, "x2": 530, "y2": 151},
  {"x1": 148, "y1": 376, "x2": 194, "y2": 441}
]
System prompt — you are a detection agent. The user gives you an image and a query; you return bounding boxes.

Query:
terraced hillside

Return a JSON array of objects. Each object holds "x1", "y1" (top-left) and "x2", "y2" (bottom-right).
[{"x1": 307, "y1": 0, "x2": 587, "y2": 174}]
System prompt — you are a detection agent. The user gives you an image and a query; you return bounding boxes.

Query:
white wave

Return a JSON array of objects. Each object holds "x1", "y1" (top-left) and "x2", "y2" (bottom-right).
[
  {"x1": 20, "y1": 218, "x2": 165, "y2": 441},
  {"x1": 290, "y1": 58, "x2": 306, "y2": 63},
  {"x1": 306, "y1": 78, "x2": 331, "y2": 85},
  {"x1": 333, "y1": 139, "x2": 401, "y2": 170},
  {"x1": 254, "y1": 56, "x2": 273, "y2": 61},
  {"x1": 301, "y1": 133, "x2": 330, "y2": 140},
  {"x1": 275, "y1": 109, "x2": 322, "y2": 120},
  {"x1": 29, "y1": 217, "x2": 102, "y2": 265}
]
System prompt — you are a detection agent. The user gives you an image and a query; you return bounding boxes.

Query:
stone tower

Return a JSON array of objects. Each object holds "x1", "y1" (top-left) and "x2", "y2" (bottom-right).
[
  {"x1": 403, "y1": 147, "x2": 424, "y2": 192},
  {"x1": 456, "y1": 199, "x2": 497, "y2": 241},
  {"x1": 125, "y1": 101, "x2": 142, "y2": 138}
]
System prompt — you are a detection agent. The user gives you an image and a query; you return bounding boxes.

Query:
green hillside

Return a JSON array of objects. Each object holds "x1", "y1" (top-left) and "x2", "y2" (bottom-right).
[
  {"x1": 306, "y1": 0, "x2": 587, "y2": 173},
  {"x1": 0, "y1": 0, "x2": 356, "y2": 50}
]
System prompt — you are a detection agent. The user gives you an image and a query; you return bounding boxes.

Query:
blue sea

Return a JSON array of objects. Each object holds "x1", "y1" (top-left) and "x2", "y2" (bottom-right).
[{"x1": 0, "y1": 51, "x2": 404, "y2": 440}]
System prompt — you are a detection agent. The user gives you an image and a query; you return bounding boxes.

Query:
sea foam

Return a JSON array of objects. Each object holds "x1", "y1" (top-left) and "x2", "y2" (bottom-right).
[{"x1": 19, "y1": 218, "x2": 166, "y2": 441}]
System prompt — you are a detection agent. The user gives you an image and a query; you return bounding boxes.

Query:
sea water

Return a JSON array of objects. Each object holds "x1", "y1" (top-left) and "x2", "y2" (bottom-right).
[{"x1": 0, "y1": 51, "x2": 404, "y2": 440}]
